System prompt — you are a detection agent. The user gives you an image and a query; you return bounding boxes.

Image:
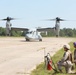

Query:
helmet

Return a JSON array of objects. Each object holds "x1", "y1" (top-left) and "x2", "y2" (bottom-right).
[
  {"x1": 73, "y1": 42, "x2": 76, "y2": 46},
  {"x1": 63, "y1": 44, "x2": 70, "y2": 50}
]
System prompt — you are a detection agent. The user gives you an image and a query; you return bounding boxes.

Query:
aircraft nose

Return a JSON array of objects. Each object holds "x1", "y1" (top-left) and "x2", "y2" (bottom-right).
[
  {"x1": 26, "y1": 34, "x2": 31, "y2": 38},
  {"x1": 25, "y1": 34, "x2": 29, "y2": 38}
]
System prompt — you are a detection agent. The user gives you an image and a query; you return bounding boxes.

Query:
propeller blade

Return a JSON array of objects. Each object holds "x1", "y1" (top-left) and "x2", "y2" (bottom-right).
[
  {"x1": 47, "y1": 19, "x2": 56, "y2": 21},
  {"x1": 60, "y1": 19, "x2": 67, "y2": 21},
  {"x1": 42, "y1": 19, "x2": 56, "y2": 21},
  {"x1": 0, "y1": 19, "x2": 7, "y2": 21},
  {"x1": 7, "y1": 17, "x2": 19, "y2": 20},
  {"x1": 0, "y1": 17, "x2": 19, "y2": 21},
  {"x1": 60, "y1": 19, "x2": 76, "y2": 21}
]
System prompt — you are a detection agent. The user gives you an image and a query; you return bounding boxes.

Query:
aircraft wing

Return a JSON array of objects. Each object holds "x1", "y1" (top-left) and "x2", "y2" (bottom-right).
[
  {"x1": 11, "y1": 27, "x2": 29, "y2": 31},
  {"x1": 37, "y1": 27, "x2": 55, "y2": 32}
]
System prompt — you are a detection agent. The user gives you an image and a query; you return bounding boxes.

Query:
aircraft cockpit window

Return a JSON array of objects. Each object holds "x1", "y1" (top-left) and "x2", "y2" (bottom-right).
[
  {"x1": 29, "y1": 31, "x2": 32, "y2": 34},
  {"x1": 26, "y1": 31, "x2": 32, "y2": 34},
  {"x1": 26, "y1": 31, "x2": 36, "y2": 35},
  {"x1": 26, "y1": 32, "x2": 29, "y2": 34}
]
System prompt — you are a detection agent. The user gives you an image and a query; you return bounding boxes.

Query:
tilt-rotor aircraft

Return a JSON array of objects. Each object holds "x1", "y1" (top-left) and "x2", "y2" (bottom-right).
[
  {"x1": 0, "y1": 17, "x2": 54, "y2": 41},
  {"x1": 0, "y1": 17, "x2": 67, "y2": 41}
]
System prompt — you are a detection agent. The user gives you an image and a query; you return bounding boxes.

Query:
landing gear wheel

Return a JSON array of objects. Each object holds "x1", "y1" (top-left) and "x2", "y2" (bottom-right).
[
  {"x1": 26, "y1": 38, "x2": 29, "y2": 41},
  {"x1": 39, "y1": 39, "x2": 42, "y2": 41}
]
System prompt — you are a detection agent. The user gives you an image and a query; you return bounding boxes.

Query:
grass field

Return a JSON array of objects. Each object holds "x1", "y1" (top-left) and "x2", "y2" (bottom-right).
[{"x1": 31, "y1": 42, "x2": 76, "y2": 75}]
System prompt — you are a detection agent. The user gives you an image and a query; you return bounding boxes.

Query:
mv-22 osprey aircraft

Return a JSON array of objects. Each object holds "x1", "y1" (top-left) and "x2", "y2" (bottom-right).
[{"x1": 0, "y1": 17, "x2": 66, "y2": 41}]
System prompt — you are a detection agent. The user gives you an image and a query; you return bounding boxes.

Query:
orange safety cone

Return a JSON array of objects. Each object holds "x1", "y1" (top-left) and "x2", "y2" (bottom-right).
[{"x1": 47, "y1": 60, "x2": 52, "y2": 70}]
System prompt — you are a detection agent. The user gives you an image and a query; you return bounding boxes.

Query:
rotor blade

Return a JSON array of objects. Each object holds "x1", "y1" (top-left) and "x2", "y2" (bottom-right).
[
  {"x1": 60, "y1": 19, "x2": 76, "y2": 21},
  {"x1": 10, "y1": 18, "x2": 19, "y2": 20},
  {"x1": 47, "y1": 19, "x2": 56, "y2": 21},
  {"x1": 60, "y1": 19, "x2": 67, "y2": 21},
  {"x1": 42, "y1": 19, "x2": 56, "y2": 21},
  {"x1": 0, "y1": 18, "x2": 19, "y2": 21},
  {"x1": 0, "y1": 19, "x2": 7, "y2": 21}
]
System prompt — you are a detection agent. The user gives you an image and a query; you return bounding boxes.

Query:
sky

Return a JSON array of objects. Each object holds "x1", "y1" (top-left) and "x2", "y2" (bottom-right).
[{"x1": 0, "y1": 0, "x2": 76, "y2": 29}]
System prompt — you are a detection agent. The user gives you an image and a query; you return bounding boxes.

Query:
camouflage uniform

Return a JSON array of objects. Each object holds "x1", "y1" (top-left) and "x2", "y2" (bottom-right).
[{"x1": 57, "y1": 44, "x2": 74, "y2": 73}]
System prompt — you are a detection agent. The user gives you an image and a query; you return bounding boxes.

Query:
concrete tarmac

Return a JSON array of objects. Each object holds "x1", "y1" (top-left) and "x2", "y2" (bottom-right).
[{"x1": 0, "y1": 37, "x2": 74, "y2": 75}]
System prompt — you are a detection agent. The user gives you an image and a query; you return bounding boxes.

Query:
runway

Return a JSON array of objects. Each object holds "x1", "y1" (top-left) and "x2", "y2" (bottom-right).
[{"x1": 0, "y1": 37, "x2": 74, "y2": 75}]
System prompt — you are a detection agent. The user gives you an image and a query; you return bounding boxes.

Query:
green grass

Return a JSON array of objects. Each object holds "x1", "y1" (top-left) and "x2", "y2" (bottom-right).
[{"x1": 31, "y1": 42, "x2": 76, "y2": 75}]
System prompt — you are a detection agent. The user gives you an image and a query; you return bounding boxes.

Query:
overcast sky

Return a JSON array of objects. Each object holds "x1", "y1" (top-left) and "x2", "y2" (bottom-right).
[{"x1": 0, "y1": 0, "x2": 76, "y2": 29}]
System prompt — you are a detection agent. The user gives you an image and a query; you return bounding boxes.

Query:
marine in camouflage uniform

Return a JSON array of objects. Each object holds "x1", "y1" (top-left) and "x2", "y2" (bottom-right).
[{"x1": 57, "y1": 44, "x2": 74, "y2": 73}]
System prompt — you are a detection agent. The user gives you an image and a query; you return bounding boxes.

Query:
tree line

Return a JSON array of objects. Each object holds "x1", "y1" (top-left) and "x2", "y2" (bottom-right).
[
  {"x1": 0, "y1": 27, "x2": 76, "y2": 37},
  {"x1": 41, "y1": 28, "x2": 76, "y2": 37},
  {"x1": 0, "y1": 27, "x2": 25, "y2": 36}
]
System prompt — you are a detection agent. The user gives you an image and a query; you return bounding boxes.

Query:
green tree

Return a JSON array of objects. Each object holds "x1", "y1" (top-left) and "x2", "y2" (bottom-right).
[{"x1": 0, "y1": 27, "x2": 6, "y2": 36}]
